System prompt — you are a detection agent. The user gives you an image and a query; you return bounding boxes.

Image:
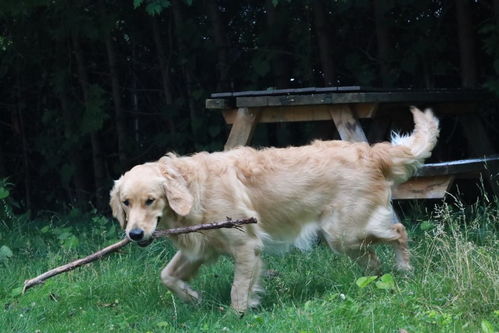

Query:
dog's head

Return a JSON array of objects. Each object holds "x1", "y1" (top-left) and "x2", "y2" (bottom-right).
[{"x1": 109, "y1": 162, "x2": 193, "y2": 246}]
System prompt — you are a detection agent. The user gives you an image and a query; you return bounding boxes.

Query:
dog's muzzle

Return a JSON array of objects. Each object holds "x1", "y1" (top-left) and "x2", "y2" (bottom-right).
[{"x1": 128, "y1": 228, "x2": 154, "y2": 247}]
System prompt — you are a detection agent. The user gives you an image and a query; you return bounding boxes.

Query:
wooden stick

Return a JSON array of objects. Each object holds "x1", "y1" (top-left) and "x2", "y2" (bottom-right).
[{"x1": 22, "y1": 217, "x2": 257, "y2": 293}]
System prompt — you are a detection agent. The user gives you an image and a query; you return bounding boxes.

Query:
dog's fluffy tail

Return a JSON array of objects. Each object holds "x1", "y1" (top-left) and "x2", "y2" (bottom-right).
[{"x1": 372, "y1": 107, "x2": 440, "y2": 184}]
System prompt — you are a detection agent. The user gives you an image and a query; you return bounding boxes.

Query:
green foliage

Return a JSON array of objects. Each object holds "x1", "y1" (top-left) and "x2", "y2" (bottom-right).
[
  {"x1": 479, "y1": 22, "x2": 499, "y2": 96},
  {"x1": 0, "y1": 245, "x2": 13, "y2": 262},
  {"x1": 355, "y1": 273, "x2": 395, "y2": 290},
  {"x1": 133, "y1": 0, "x2": 171, "y2": 15},
  {"x1": 355, "y1": 275, "x2": 377, "y2": 288}
]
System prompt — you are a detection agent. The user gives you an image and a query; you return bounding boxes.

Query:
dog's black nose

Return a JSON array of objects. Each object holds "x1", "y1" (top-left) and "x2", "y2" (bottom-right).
[{"x1": 129, "y1": 228, "x2": 144, "y2": 241}]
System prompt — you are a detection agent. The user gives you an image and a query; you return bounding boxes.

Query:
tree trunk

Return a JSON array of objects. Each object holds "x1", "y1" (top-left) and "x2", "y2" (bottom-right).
[
  {"x1": 311, "y1": 0, "x2": 336, "y2": 86},
  {"x1": 105, "y1": 33, "x2": 128, "y2": 171},
  {"x1": 373, "y1": 0, "x2": 392, "y2": 87},
  {"x1": 151, "y1": 16, "x2": 176, "y2": 135},
  {"x1": 172, "y1": 0, "x2": 198, "y2": 140},
  {"x1": 130, "y1": 42, "x2": 140, "y2": 146},
  {"x1": 205, "y1": 0, "x2": 230, "y2": 91},
  {"x1": 58, "y1": 88, "x2": 88, "y2": 205},
  {"x1": 455, "y1": 0, "x2": 478, "y2": 88},
  {"x1": 0, "y1": 142, "x2": 5, "y2": 178},
  {"x1": 152, "y1": 16, "x2": 173, "y2": 105},
  {"x1": 15, "y1": 67, "x2": 31, "y2": 211},
  {"x1": 71, "y1": 33, "x2": 107, "y2": 210},
  {"x1": 265, "y1": 0, "x2": 292, "y2": 89}
]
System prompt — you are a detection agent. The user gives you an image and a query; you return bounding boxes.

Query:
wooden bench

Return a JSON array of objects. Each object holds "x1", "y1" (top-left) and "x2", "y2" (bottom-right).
[
  {"x1": 395, "y1": 156, "x2": 499, "y2": 199},
  {"x1": 206, "y1": 86, "x2": 498, "y2": 200}
]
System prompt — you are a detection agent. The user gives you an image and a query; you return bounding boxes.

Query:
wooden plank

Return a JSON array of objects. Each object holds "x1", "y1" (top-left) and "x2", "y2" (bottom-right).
[
  {"x1": 211, "y1": 87, "x2": 484, "y2": 99},
  {"x1": 205, "y1": 98, "x2": 234, "y2": 109},
  {"x1": 220, "y1": 104, "x2": 377, "y2": 124},
  {"x1": 236, "y1": 90, "x2": 487, "y2": 108},
  {"x1": 224, "y1": 108, "x2": 260, "y2": 150},
  {"x1": 350, "y1": 103, "x2": 378, "y2": 118},
  {"x1": 393, "y1": 176, "x2": 455, "y2": 200},
  {"x1": 328, "y1": 105, "x2": 368, "y2": 142},
  {"x1": 210, "y1": 86, "x2": 370, "y2": 98}
]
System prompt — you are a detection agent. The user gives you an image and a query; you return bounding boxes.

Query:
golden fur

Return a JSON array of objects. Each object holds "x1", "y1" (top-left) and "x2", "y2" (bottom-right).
[{"x1": 110, "y1": 107, "x2": 439, "y2": 313}]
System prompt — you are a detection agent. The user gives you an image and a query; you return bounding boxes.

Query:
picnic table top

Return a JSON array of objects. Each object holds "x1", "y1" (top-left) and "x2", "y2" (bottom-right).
[{"x1": 206, "y1": 86, "x2": 488, "y2": 109}]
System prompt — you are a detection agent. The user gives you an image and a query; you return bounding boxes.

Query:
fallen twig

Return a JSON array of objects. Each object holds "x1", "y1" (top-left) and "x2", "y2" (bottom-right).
[{"x1": 22, "y1": 217, "x2": 256, "y2": 293}]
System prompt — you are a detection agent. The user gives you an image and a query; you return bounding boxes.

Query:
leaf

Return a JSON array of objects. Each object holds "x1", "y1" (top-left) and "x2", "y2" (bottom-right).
[
  {"x1": 0, "y1": 187, "x2": 9, "y2": 199},
  {"x1": 481, "y1": 320, "x2": 494, "y2": 333},
  {"x1": 272, "y1": 0, "x2": 279, "y2": 7},
  {"x1": 156, "y1": 321, "x2": 170, "y2": 328},
  {"x1": 145, "y1": 0, "x2": 171, "y2": 16},
  {"x1": 420, "y1": 221, "x2": 435, "y2": 231},
  {"x1": 40, "y1": 225, "x2": 50, "y2": 234},
  {"x1": 146, "y1": 2, "x2": 162, "y2": 15},
  {"x1": 133, "y1": 0, "x2": 144, "y2": 8},
  {"x1": 63, "y1": 235, "x2": 80, "y2": 249},
  {"x1": 0, "y1": 245, "x2": 13, "y2": 260},
  {"x1": 355, "y1": 275, "x2": 377, "y2": 288},
  {"x1": 375, "y1": 273, "x2": 395, "y2": 290},
  {"x1": 10, "y1": 287, "x2": 23, "y2": 297}
]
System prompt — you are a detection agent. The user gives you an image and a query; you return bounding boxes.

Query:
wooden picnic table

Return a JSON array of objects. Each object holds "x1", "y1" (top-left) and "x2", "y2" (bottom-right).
[{"x1": 206, "y1": 86, "x2": 499, "y2": 200}]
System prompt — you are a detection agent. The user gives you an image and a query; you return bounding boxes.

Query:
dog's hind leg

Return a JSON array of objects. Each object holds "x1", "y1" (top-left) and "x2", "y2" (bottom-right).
[
  {"x1": 390, "y1": 223, "x2": 412, "y2": 272},
  {"x1": 361, "y1": 208, "x2": 412, "y2": 272},
  {"x1": 161, "y1": 251, "x2": 204, "y2": 303}
]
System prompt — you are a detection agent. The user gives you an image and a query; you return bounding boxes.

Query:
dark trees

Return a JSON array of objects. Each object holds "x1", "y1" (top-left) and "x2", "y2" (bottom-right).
[{"x1": 0, "y1": 0, "x2": 497, "y2": 213}]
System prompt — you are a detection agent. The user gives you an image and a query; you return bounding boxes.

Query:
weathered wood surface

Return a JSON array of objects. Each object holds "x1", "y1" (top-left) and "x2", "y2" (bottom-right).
[
  {"x1": 206, "y1": 98, "x2": 234, "y2": 110},
  {"x1": 210, "y1": 87, "x2": 484, "y2": 98},
  {"x1": 416, "y1": 155, "x2": 499, "y2": 177},
  {"x1": 221, "y1": 103, "x2": 377, "y2": 124},
  {"x1": 328, "y1": 105, "x2": 368, "y2": 142},
  {"x1": 393, "y1": 176, "x2": 455, "y2": 199},
  {"x1": 237, "y1": 91, "x2": 486, "y2": 108},
  {"x1": 206, "y1": 89, "x2": 487, "y2": 109},
  {"x1": 224, "y1": 108, "x2": 260, "y2": 150},
  {"x1": 211, "y1": 86, "x2": 371, "y2": 98}
]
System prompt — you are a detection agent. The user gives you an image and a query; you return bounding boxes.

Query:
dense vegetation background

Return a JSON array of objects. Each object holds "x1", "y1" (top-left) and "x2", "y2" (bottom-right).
[{"x1": 1, "y1": 0, "x2": 499, "y2": 213}]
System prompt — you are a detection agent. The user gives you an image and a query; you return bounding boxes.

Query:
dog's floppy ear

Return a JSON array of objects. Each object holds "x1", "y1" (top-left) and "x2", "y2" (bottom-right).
[
  {"x1": 160, "y1": 165, "x2": 193, "y2": 216},
  {"x1": 109, "y1": 177, "x2": 126, "y2": 228}
]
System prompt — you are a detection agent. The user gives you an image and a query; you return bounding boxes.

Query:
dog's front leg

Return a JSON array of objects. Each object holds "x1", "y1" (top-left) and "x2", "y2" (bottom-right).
[
  {"x1": 230, "y1": 242, "x2": 263, "y2": 314},
  {"x1": 161, "y1": 251, "x2": 203, "y2": 303}
]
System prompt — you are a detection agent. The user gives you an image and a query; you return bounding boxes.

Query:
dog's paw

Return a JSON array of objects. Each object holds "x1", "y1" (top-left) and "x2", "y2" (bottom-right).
[
  {"x1": 229, "y1": 306, "x2": 246, "y2": 318},
  {"x1": 396, "y1": 263, "x2": 414, "y2": 274},
  {"x1": 185, "y1": 288, "x2": 202, "y2": 304}
]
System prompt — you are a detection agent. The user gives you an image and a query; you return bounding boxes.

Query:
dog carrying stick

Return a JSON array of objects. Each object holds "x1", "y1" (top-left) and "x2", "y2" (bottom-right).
[{"x1": 22, "y1": 217, "x2": 257, "y2": 293}]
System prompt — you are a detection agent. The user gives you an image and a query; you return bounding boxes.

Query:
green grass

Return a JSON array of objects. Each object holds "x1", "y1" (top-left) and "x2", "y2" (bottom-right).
[{"x1": 1, "y1": 200, "x2": 498, "y2": 333}]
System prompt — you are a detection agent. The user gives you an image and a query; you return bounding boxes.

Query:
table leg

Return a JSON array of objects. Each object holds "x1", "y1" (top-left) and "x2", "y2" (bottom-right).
[
  {"x1": 327, "y1": 104, "x2": 368, "y2": 142},
  {"x1": 224, "y1": 108, "x2": 261, "y2": 151}
]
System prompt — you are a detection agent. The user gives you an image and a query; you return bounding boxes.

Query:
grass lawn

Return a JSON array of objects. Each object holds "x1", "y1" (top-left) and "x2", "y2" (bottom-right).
[{"x1": 1, "y1": 199, "x2": 498, "y2": 332}]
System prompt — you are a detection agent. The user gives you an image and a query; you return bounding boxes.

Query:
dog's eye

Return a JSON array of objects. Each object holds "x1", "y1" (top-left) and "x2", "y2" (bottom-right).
[
  {"x1": 123, "y1": 199, "x2": 129, "y2": 206},
  {"x1": 145, "y1": 198, "x2": 155, "y2": 206}
]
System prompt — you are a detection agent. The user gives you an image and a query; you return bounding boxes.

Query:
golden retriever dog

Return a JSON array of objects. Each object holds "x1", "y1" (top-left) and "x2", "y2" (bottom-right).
[{"x1": 110, "y1": 107, "x2": 439, "y2": 313}]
